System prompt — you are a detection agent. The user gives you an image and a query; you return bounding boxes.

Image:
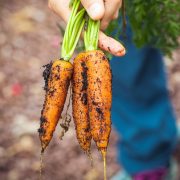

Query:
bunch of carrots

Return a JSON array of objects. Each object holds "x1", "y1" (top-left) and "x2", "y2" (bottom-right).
[{"x1": 38, "y1": 0, "x2": 112, "y2": 179}]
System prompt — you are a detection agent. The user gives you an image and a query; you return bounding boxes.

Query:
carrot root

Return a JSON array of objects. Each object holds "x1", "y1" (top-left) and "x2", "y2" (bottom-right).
[
  {"x1": 72, "y1": 53, "x2": 92, "y2": 154},
  {"x1": 102, "y1": 150, "x2": 107, "y2": 180},
  {"x1": 86, "y1": 50, "x2": 112, "y2": 151},
  {"x1": 39, "y1": 59, "x2": 73, "y2": 152}
]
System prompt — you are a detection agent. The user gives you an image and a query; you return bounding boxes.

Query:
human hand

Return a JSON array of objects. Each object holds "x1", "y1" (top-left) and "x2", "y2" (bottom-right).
[{"x1": 48, "y1": 0, "x2": 126, "y2": 56}]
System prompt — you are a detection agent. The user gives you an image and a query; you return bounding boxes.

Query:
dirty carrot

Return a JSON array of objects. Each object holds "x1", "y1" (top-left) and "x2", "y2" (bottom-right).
[
  {"x1": 86, "y1": 50, "x2": 112, "y2": 180},
  {"x1": 39, "y1": 60, "x2": 73, "y2": 152},
  {"x1": 38, "y1": 0, "x2": 85, "y2": 153},
  {"x1": 86, "y1": 50, "x2": 112, "y2": 153},
  {"x1": 72, "y1": 52, "x2": 92, "y2": 155},
  {"x1": 84, "y1": 17, "x2": 112, "y2": 180}
]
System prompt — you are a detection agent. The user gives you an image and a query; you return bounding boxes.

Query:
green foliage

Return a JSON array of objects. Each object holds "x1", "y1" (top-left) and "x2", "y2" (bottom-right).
[
  {"x1": 84, "y1": 17, "x2": 100, "y2": 51},
  {"x1": 106, "y1": 0, "x2": 180, "y2": 57},
  {"x1": 61, "y1": 0, "x2": 85, "y2": 60}
]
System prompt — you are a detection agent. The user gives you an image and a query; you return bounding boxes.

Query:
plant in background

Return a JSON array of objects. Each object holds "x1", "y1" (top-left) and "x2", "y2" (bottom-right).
[{"x1": 106, "y1": 0, "x2": 180, "y2": 57}]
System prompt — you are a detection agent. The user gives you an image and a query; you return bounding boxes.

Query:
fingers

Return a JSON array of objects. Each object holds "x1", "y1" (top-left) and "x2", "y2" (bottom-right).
[
  {"x1": 101, "y1": 0, "x2": 122, "y2": 30},
  {"x1": 81, "y1": 0, "x2": 105, "y2": 20},
  {"x1": 49, "y1": 0, "x2": 121, "y2": 29},
  {"x1": 80, "y1": 0, "x2": 124, "y2": 56},
  {"x1": 98, "y1": 31, "x2": 126, "y2": 56},
  {"x1": 48, "y1": 0, "x2": 126, "y2": 57},
  {"x1": 48, "y1": 0, "x2": 71, "y2": 22}
]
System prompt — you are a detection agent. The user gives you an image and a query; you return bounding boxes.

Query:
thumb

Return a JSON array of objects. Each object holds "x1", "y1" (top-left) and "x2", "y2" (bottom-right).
[{"x1": 81, "y1": 0, "x2": 105, "y2": 20}]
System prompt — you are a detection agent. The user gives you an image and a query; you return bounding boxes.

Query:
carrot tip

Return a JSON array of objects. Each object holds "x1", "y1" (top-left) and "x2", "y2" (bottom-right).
[
  {"x1": 41, "y1": 146, "x2": 45, "y2": 154},
  {"x1": 99, "y1": 149, "x2": 107, "y2": 180},
  {"x1": 101, "y1": 150, "x2": 107, "y2": 180},
  {"x1": 87, "y1": 151, "x2": 94, "y2": 167},
  {"x1": 39, "y1": 151, "x2": 44, "y2": 180}
]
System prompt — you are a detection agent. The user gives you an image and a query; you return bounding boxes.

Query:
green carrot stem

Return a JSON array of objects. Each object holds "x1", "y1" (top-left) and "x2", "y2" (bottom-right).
[
  {"x1": 61, "y1": 0, "x2": 85, "y2": 61},
  {"x1": 84, "y1": 17, "x2": 100, "y2": 51},
  {"x1": 69, "y1": 9, "x2": 86, "y2": 50}
]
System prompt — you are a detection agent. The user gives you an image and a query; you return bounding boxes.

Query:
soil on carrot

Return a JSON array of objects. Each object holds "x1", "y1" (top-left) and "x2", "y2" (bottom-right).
[
  {"x1": 81, "y1": 62, "x2": 88, "y2": 92},
  {"x1": 42, "y1": 62, "x2": 53, "y2": 92},
  {"x1": 0, "y1": 0, "x2": 180, "y2": 180}
]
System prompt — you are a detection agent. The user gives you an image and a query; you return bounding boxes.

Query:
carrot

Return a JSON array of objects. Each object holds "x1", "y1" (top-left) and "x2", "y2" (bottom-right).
[
  {"x1": 38, "y1": 0, "x2": 85, "y2": 153},
  {"x1": 86, "y1": 50, "x2": 112, "y2": 154},
  {"x1": 38, "y1": 59, "x2": 73, "y2": 152},
  {"x1": 72, "y1": 52, "x2": 92, "y2": 154},
  {"x1": 84, "y1": 17, "x2": 112, "y2": 180}
]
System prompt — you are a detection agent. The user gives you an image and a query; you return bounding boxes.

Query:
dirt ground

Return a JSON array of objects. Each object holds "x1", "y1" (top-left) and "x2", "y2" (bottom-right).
[{"x1": 0, "y1": 0, "x2": 180, "y2": 180}]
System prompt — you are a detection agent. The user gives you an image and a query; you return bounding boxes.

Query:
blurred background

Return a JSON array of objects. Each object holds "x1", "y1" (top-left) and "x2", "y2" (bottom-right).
[{"x1": 0, "y1": 0, "x2": 180, "y2": 180}]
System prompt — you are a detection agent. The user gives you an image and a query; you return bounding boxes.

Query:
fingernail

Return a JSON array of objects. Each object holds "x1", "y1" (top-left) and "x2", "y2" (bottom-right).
[
  {"x1": 116, "y1": 48, "x2": 126, "y2": 56},
  {"x1": 88, "y1": 3, "x2": 104, "y2": 20}
]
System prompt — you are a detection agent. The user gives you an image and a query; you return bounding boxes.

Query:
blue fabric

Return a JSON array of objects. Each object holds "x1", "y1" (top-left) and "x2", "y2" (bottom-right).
[{"x1": 110, "y1": 26, "x2": 178, "y2": 175}]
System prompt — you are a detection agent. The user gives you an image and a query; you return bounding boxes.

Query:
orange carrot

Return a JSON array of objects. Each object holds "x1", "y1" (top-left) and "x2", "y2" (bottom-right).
[
  {"x1": 72, "y1": 52, "x2": 92, "y2": 154},
  {"x1": 38, "y1": 59, "x2": 73, "y2": 152},
  {"x1": 86, "y1": 50, "x2": 112, "y2": 155}
]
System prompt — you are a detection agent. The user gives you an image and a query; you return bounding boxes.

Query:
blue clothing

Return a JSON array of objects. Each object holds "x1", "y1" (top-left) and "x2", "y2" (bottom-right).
[{"x1": 110, "y1": 26, "x2": 178, "y2": 175}]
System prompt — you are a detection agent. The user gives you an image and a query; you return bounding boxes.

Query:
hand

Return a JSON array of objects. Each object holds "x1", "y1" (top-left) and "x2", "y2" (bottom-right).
[{"x1": 48, "y1": 0, "x2": 125, "y2": 56}]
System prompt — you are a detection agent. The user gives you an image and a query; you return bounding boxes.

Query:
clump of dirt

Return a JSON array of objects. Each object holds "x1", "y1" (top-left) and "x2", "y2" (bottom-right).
[
  {"x1": 42, "y1": 62, "x2": 53, "y2": 92},
  {"x1": 81, "y1": 61, "x2": 88, "y2": 91}
]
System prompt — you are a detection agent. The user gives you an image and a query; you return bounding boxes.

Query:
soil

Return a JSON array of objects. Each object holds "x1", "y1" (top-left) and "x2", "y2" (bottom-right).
[{"x1": 0, "y1": 0, "x2": 180, "y2": 180}]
